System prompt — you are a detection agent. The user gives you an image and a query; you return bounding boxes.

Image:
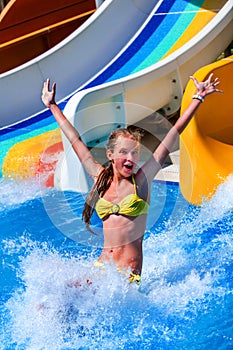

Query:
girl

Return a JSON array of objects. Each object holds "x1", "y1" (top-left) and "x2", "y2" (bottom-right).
[{"x1": 42, "y1": 74, "x2": 221, "y2": 284}]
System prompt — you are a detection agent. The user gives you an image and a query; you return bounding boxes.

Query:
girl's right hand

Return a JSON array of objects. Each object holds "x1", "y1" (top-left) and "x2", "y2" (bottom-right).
[{"x1": 41, "y1": 78, "x2": 56, "y2": 108}]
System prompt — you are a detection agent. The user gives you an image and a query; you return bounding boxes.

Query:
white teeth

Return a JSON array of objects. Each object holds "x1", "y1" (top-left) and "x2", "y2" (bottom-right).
[{"x1": 124, "y1": 164, "x2": 133, "y2": 169}]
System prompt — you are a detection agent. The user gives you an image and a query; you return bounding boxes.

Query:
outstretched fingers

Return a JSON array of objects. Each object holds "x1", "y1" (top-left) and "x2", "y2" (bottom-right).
[
  {"x1": 189, "y1": 75, "x2": 202, "y2": 91},
  {"x1": 42, "y1": 78, "x2": 49, "y2": 94},
  {"x1": 43, "y1": 78, "x2": 56, "y2": 93},
  {"x1": 206, "y1": 72, "x2": 214, "y2": 85},
  {"x1": 190, "y1": 73, "x2": 223, "y2": 95},
  {"x1": 210, "y1": 77, "x2": 222, "y2": 93},
  {"x1": 41, "y1": 78, "x2": 57, "y2": 107},
  {"x1": 52, "y1": 81, "x2": 56, "y2": 95},
  {"x1": 189, "y1": 75, "x2": 198, "y2": 86}
]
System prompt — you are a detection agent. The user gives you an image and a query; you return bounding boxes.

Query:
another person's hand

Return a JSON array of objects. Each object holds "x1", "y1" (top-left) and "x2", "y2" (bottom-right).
[
  {"x1": 189, "y1": 73, "x2": 222, "y2": 98},
  {"x1": 41, "y1": 78, "x2": 56, "y2": 108}
]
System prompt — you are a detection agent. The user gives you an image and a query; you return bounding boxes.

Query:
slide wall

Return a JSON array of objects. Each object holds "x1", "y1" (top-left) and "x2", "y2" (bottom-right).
[
  {"x1": 0, "y1": 0, "x2": 157, "y2": 127},
  {"x1": 180, "y1": 56, "x2": 233, "y2": 205}
]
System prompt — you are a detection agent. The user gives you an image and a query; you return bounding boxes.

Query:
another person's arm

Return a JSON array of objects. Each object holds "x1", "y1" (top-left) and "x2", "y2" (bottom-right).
[{"x1": 42, "y1": 79, "x2": 103, "y2": 178}]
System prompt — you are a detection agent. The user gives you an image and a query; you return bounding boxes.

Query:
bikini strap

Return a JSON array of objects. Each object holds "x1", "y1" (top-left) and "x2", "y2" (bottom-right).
[{"x1": 132, "y1": 174, "x2": 137, "y2": 194}]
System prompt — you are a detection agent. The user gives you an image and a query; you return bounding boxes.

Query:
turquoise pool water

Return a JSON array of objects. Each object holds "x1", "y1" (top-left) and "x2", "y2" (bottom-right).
[{"x1": 0, "y1": 176, "x2": 233, "y2": 349}]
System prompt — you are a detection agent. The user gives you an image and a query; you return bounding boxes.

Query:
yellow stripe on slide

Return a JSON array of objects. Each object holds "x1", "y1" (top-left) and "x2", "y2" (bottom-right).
[
  {"x1": 3, "y1": 129, "x2": 61, "y2": 180},
  {"x1": 163, "y1": 0, "x2": 227, "y2": 58}
]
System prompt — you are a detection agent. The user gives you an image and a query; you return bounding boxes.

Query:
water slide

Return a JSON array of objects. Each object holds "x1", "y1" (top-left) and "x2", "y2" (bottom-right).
[
  {"x1": 180, "y1": 55, "x2": 233, "y2": 205},
  {"x1": 1, "y1": 0, "x2": 233, "y2": 192},
  {"x1": 54, "y1": 0, "x2": 233, "y2": 192},
  {"x1": 0, "y1": 0, "x2": 157, "y2": 126},
  {"x1": 0, "y1": 0, "x2": 157, "y2": 179}
]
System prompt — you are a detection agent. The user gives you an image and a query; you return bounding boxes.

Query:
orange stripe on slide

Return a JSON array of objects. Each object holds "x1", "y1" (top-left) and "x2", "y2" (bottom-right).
[
  {"x1": 3, "y1": 129, "x2": 63, "y2": 186},
  {"x1": 35, "y1": 141, "x2": 64, "y2": 187}
]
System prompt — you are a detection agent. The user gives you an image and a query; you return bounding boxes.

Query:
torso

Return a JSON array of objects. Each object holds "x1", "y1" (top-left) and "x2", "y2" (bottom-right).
[
  {"x1": 99, "y1": 214, "x2": 146, "y2": 275},
  {"x1": 96, "y1": 174, "x2": 150, "y2": 275}
]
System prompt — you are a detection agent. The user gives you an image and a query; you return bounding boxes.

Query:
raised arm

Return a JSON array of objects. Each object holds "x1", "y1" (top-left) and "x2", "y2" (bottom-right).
[
  {"x1": 140, "y1": 73, "x2": 222, "y2": 182},
  {"x1": 41, "y1": 79, "x2": 103, "y2": 178}
]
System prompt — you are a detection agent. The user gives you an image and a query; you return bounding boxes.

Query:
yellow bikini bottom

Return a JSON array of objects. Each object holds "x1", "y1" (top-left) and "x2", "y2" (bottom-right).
[{"x1": 94, "y1": 261, "x2": 141, "y2": 285}]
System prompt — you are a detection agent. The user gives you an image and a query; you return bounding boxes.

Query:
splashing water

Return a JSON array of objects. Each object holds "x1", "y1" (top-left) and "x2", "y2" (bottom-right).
[{"x1": 0, "y1": 176, "x2": 233, "y2": 349}]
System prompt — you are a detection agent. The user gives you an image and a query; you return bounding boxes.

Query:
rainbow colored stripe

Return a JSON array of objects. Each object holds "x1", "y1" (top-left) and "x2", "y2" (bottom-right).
[{"x1": 1, "y1": 0, "x2": 221, "y2": 185}]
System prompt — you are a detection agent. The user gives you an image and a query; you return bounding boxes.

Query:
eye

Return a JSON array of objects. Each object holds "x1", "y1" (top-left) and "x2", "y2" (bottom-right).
[
  {"x1": 132, "y1": 149, "x2": 138, "y2": 155},
  {"x1": 119, "y1": 149, "x2": 127, "y2": 154}
]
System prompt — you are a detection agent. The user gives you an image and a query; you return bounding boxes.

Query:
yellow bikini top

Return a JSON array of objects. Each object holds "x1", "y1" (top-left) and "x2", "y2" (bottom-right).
[{"x1": 95, "y1": 175, "x2": 149, "y2": 219}]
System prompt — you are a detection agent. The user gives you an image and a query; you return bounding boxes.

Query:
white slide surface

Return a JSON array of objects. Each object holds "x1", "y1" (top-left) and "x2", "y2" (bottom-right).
[{"x1": 0, "y1": 0, "x2": 157, "y2": 128}]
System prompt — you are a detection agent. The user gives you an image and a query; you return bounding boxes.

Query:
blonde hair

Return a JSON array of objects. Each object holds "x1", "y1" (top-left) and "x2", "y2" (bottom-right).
[{"x1": 82, "y1": 127, "x2": 142, "y2": 233}]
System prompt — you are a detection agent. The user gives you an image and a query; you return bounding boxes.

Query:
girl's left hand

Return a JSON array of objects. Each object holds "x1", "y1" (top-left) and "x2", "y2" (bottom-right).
[{"x1": 189, "y1": 73, "x2": 223, "y2": 98}]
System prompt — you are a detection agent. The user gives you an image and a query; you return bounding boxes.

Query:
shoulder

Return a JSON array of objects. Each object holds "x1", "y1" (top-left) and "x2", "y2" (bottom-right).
[
  {"x1": 136, "y1": 155, "x2": 161, "y2": 185},
  {"x1": 93, "y1": 165, "x2": 105, "y2": 182}
]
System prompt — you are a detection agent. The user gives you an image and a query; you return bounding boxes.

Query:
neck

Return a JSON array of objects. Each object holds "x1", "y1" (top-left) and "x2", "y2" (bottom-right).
[{"x1": 112, "y1": 173, "x2": 133, "y2": 184}]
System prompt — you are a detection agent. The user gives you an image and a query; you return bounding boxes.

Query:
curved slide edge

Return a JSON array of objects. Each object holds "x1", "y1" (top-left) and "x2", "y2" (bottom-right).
[
  {"x1": 180, "y1": 55, "x2": 233, "y2": 205},
  {"x1": 55, "y1": 1, "x2": 233, "y2": 192},
  {"x1": 0, "y1": 0, "x2": 157, "y2": 128}
]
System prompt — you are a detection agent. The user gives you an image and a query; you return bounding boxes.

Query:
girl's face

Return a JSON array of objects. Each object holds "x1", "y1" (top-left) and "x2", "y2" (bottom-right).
[{"x1": 107, "y1": 136, "x2": 139, "y2": 178}]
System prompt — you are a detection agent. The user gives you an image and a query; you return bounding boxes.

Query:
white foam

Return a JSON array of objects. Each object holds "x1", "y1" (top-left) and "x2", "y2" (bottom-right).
[
  {"x1": 0, "y1": 178, "x2": 49, "y2": 211},
  {"x1": 1, "y1": 176, "x2": 233, "y2": 349}
]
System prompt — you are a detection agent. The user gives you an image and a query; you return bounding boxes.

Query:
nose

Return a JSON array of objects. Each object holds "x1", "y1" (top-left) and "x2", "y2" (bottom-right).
[{"x1": 127, "y1": 151, "x2": 137, "y2": 162}]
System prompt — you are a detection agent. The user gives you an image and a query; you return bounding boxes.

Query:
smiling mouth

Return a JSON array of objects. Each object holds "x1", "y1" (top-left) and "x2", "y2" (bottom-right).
[{"x1": 124, "y1": 163, "x2": 133, "y2": 170}]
